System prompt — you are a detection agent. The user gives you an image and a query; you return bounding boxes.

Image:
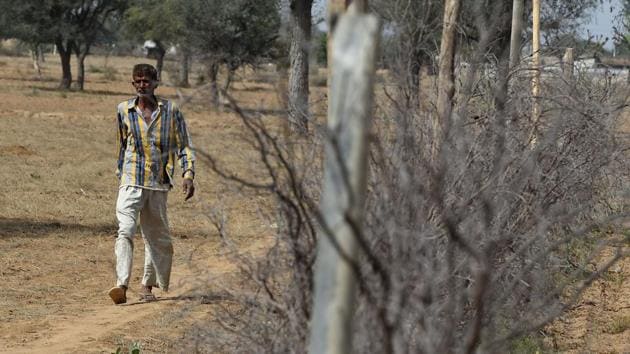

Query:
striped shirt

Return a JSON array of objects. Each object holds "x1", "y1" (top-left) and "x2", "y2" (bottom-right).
[{"x1": 116, "y1": 97, "x2": 195, "y2": 190}]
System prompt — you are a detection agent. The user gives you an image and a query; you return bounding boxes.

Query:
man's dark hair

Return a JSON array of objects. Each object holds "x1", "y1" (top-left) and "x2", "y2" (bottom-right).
[{"x1": 132, "y1": 63, "x2": 158, "y2": 80}]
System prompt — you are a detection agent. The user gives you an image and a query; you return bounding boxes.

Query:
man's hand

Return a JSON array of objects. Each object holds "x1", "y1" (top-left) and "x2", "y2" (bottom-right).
[{"x1": 183, "y1": 179, "x2": 195, "y2": 201}]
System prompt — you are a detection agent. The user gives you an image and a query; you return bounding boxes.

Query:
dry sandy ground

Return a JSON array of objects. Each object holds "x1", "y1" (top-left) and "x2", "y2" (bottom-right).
[
  {"x1": 545, "y1": 235, "x2": 630, "y2": 353},
  {"x1": 0, "y1": 54, "x2": 287, "y2": 353},
  {"x1": 0, "y1": 53, "x2": 628, "y2": 353}
]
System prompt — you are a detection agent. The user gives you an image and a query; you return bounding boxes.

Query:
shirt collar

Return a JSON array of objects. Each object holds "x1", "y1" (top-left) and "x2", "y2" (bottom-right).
[{"x1": 127, "y1": 96, "x2": 164, "y2": 110}]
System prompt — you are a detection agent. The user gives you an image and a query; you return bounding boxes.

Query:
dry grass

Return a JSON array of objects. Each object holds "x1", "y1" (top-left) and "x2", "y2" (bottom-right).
[
  {"x1": 0, "y1": 53, "x2": 293, "y2": 352},
  {"x1": 0, "y1": 52, "x2": 628, "y2": 353}
]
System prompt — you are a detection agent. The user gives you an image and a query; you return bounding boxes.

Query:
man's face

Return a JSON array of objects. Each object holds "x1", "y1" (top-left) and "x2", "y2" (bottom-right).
[{"x1": 132, "y1": 74, "x2": 158, "y2": 97}]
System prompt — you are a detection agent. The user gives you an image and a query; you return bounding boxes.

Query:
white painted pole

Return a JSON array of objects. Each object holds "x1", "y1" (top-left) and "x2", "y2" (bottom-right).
[
  {"x1": 308, "y1": 5, "x2": 379, "y2": 354},
  {"x1": 509, "y1": 0, "x2": 524, "y2": 70},
  {"x1": 532, "y1": 0, "x2": 541, "y2": 126}
]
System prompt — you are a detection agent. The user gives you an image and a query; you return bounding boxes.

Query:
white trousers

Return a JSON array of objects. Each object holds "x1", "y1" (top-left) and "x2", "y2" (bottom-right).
[{"x1": 115, "y1": 186, "x2": 173, "y2": 291}]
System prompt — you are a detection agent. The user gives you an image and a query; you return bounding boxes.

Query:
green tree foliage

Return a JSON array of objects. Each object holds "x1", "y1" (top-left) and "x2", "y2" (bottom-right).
[
  {"x1": 181, "y1": 0, "x2": 281, "y2": 104},
  {"x1": 539, "y1": 0, "x2": 602, "y2": 55},
  {"x1": 71, "y1": 0, "x2": 127, "y2": 89},
  {"x1": 182, "y1": 0, "x2": 281, "y2": 70},
  {"x1": 122, "y1": 0, "x2": 187, "y2": 78},
  {"x1": 0, "y1": 0, "x2": 126, "y2": 89},
  {"x1": 614, "y1": 0, "x2": 630, "y2": 55}
]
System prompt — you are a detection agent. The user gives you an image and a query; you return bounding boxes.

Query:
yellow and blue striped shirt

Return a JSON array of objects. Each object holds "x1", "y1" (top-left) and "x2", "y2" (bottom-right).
[{"x1": 116, "y1": 97, "x2": 195, "y2": 190}]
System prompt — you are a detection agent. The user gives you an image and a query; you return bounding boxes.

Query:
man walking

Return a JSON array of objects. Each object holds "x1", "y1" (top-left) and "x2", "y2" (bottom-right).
[{"x1": 109, "y1": 63, "x2": 195, "y2": 304}]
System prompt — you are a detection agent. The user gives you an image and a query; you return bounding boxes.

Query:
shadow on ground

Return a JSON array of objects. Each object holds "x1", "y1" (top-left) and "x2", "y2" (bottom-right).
[
  {"x1": 0, "y1": 218, "x2": 116, "y2": 238},
  {"x1": 119, "y1": 291, "x2": 234, "y2": 306},
  {"x1": 32, "y1": 86, "x2": 130, "y2": 97}
]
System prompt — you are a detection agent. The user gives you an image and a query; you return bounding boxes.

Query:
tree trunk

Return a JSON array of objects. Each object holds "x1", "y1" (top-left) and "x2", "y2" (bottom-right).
[
  {"x1": 406, "y1": 50, "x2": 427, "y2": 109},
  {"x1": 154, "y1": 41, "x2": 166, "y2": 81},
  {"x1": 223, "y1": 68, "x2": 234, "y2": 92},
  {"x1": 434, "y1": 0, "x2": 461, "y2": 157},
  {"x1": 30, "y1": 45, "x2": 42, "y2": 79},
  {"x1": 288, "y1": 0, "x2": 313, "y2": 134},
  {"x1": 75, "y1": 43, "x2": 90, "y2": 91},
  {"x1": 509, "y1": 0, "x2": 524, "y2": 70},
  {"x1": 55, "y1": 39, "x2": 73, "y2": 90},
  {"x1": 38, "y1": 45, "x2": 45, "y2": 63},
  {"x1": 76, "y1": 52, "x2": 88, "y2": 91},
  {"x1": 207, "y1": 61, "x2": 220, "y2": 108},
  {"x1": 531, "y1": 0, "x2": 541, "y2": 128},
  {"x1": 179, "y1": 47, "x2": 190, "y2": 87}
]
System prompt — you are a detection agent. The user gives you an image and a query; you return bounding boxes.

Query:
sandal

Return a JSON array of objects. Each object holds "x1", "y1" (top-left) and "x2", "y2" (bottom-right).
[
  {"x1": 139, "y1": 287, "x2": 157, "y2": 302},
  {"x1": 139, "y1": 293, "x2": 157, "y2": 302}
]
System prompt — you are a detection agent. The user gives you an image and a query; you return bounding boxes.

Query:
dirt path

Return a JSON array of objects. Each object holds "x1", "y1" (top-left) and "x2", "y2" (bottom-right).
[
  {"x1": 2, "y1": 264, "x2": 196, "y2": 354},
  {"x1": 547, "y1": 234, "x2": 630, "y2": 353},
  {"x1": 0, "y1": 54, "x2": 271, "y2": 353},
  {"x1": 10, "y1": 301, "x2": 157, "y2": 354}
]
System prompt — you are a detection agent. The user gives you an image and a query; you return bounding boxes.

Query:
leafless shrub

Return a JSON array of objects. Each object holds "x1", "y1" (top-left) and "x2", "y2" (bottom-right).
[
  {"x1": 183, "y1": 64, "x2": 628, "y2": 353},
  {"x1": 179, "y1": 94, "x2": 322, "y2": 353},
  {"x1": 182, "y1": 13, "x2": 629, "y2": 354},
  {"x1": 350, "y1": 63, "x2": 629, "y2": 353}
]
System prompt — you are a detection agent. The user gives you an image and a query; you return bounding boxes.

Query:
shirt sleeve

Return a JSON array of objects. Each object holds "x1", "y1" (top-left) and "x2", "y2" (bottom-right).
[
  {"x1": 116, "y1": 106, "x2": 127, "y2": 179},
  {"x1": 173, "y1": 104, "x2": 195, "y2": 180}
]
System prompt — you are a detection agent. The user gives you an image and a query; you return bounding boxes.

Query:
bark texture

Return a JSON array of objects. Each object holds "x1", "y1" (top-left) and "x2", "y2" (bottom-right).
[
  {"x1": 56, "y1": 39, "x2": 74, "y2": 90},
  {"x1": 288, "y1": 0, "x2": 313, "y2": 134},
  {"x1": 434, "y1": 0, "x2": 461, "y2": 155}
]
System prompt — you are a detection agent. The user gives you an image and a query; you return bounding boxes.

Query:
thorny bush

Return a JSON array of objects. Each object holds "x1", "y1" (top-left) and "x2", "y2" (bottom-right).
[{"x1": 182, "y1": 56, "x2": 630, "y2": 353}]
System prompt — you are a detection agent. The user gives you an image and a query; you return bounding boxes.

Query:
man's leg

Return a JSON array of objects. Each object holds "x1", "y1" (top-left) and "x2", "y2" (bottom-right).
[
  {"x1": 139, "y1": 190, "x2": 173, "y2": 292},
  {"x1": 111, "y1": 186, "x2": 144, "y2": 303},
  {"x1": 139, "y1": 243, "x2": 158, "y2": 301},
  {"x1": 142, "y1": 243, "x2": 157, "y2": 287}
]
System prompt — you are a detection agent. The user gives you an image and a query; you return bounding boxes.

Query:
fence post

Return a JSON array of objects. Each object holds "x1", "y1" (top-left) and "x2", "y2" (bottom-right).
[
  {"x1": 509, "y1": 0, "x2": 524, "y2": 70},
  {"x1": 562, "y1": 47, "x2": 574, "y2": 81},
  {"x1": 530, "y1": 0, "x2": 541, "y2": 146},
  {"x1": 308, "y1": 6, "x2": 379, "y2": 354}
]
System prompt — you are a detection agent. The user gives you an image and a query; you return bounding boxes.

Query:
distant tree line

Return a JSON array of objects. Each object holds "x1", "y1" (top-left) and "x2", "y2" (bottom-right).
[
  {"x1": 0, "y1": 0, "x2": 619, "y2": 110},
  {"x1": 0, "y1": 0, "x2": 280, "y2": 93}
]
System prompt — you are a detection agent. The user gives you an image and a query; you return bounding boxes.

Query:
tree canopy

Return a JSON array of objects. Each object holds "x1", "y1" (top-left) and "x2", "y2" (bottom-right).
[
  {"x1": 182, "y1": 0, "x2": 281, "y2": 69},
  {"x1": 0, "y1": 0, "x2": 126, "y2": 89}
]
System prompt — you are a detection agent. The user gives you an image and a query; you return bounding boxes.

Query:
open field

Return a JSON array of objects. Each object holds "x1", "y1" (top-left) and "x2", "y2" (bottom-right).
[
  {"x1": 0, "y1": 53, "x2": 628, "y2": 353},
  {"x1": 0, "y1": 53, "x2": 306, "y2": 353}
]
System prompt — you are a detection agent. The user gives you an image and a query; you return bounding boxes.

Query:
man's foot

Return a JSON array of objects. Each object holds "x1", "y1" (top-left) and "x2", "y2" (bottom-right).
[
  {"x1": 108, "y1": 286, "x2": 127, "y2": 305},
  {"x1": 139, "y1": 285, "x2": 157, "y2": 302}
]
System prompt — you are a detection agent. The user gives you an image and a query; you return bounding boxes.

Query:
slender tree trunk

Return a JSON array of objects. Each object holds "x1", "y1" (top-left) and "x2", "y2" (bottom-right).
[
  {"x1": 406, "y1": 49, "x2": 425, "y2": 109},
  {"x1": 75, "y1": 43, "x2": 90, "y2": 91},
  {"x1": 509, "y1": 0, "x2": 524, "y2": 70},
  {"x1": 531, "y1": 0, "x2": 541, "y2": 126},
  {"x1": 154, "y1": 41, "x2": 166, "y2": 81},
  {"x1": 30, "y1": 44, "x2": 42, "y2": 79},
  {"x1": 288, "y1": 0, "x2": 313, "y2": 134},
  {"x1": 55, "y1": 39, "x2": 73, "y2": 90},
  {"x1": 223, "y1": 68, "x2": 234, "y2": 92},
  {"x1": 434, "y1": 0, "x2": 461, "y2": 157},
  {"x1": 179, "y1": 47, "x2": 190, "y2": 87},
  {"x1": 76, "y1": 52, "x2": 88, "y2": 91},
  {"x1": 38, "y1": 45, "x2": 45, "y2": 63},
  {"x1": 207, "y1": 61, "x2": 220, "y2": 107}
]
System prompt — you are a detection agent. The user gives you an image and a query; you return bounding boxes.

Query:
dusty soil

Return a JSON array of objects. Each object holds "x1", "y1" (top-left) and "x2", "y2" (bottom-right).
[
  {"x1": 546, "y1": 235, "x2": 630, "y2": 353},
  {"x1": 0, "y1": 54, "x2": 292, "y2": 353},
  {"x1": 0, "y1": 53, "x2": 627, "y2": 353}
]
